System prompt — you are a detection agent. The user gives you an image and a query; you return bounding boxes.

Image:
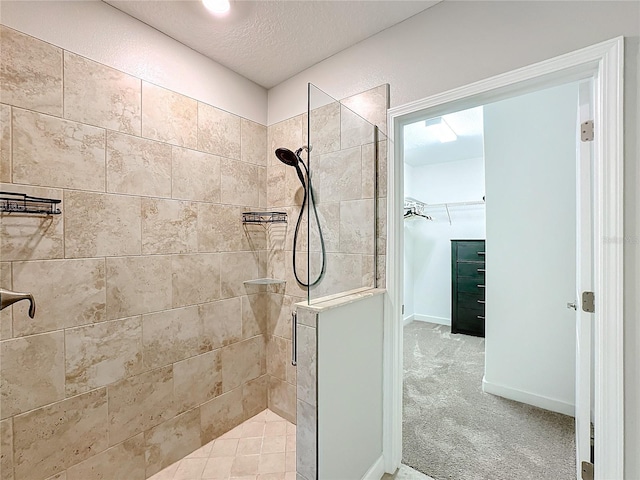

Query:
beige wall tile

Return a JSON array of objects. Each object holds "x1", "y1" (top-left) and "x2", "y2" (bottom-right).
[
  {"x1": 64, "y1": 190, "x2": 141, "y2": 258},
  {"x1": 0, "y1": 184, "x2": 64, "y2": 262},
  {"x1": 267, "y1": 116, "x2": 303, "y2": 167},
  {"x1": 377, "y1": 140, "x2": 388, "y2": 198},
  {"x1": 312, "y1": 202, "x2": 340, "y2": 253},
  {"x1": 197, "y1": 204, "x2": 266, "y2": 253},
  {"x1": 258, "y1": 165, "x2": 267, "y2": 208},
  {"x1": 340, "y1": 84, "x2": 389, "y2": 135},
  {"x1": 267, "y1": 163, "x2": 287, "y2": 208},
  {"x1": 142, "y1": 305, "x2": 209, "y2": 369},
  {"x1": 1, "y1": 331, "x2": 65, "y2": 419},
  {"x1": 64, "y1": 52, "x2": 141, "y2": 135},
  {"x1": 268, "y1": 377, "x2": 295, "y2": 424},
  {"x1": 308, "y1": 102, "x2": 340, "y2": 155},
  {"x1": 65, "y1": 316, "x2": 143, "y2": 396},
  {"x1": 199, "y1": 298, "x2": 242, "y2": 350},
  {"x1": 312, "y1": 253, "x2": 363, "y2": 299},
  {"x1": 172, "y1": 253, "x2": 221, "y2": 308},
  {"x1": 0, "y1": 26, "x2": 62, "y2": 116},
  {"x1": 241, "y1": 119, "x2": 267, "y2": 166},
  {"x1": 314, "y1": 147, "x2": 362, "y2": 203},
  {"x1": 268, "y1": 294, "x2": 295, "y2": 340},
  {"x1": 340, "y1": 104, "x2": 375, "y2": 150},
  {"x1": 296, "y1": 399, "x2": 316, "y2": 480},
  {"x1": 200, "y1": 387, "x2": 243, "y2": 443},
  {"x1": 106, "y1": 131, "x2": 171, "y2": 197},
  {"x1": 296, "y1": 325, "x2": 316, "y2": 407},
  {"x1": 361, "y1": 142, "x2": 376, "y2": 199},
  {"x1": 0, "y1": 418, "x2": 13, "y2": 480},
  {"x1": 12, "y1": 108, "x2": 105, "y2": 191},
  {"x1": 144, "y1": 408, "x2": 201, "y2": 477},
  {"x1": 220, "y1": 251, "x2": 261, "y2": 299},
  {"x1": 0, "y1": 263, "x2": 12, "y2": 340},
  {"x1": 197, "y1": 103, "x2": 240, "y2": 159},
  {"x1": 242, "y1": 294, "x2": 267, "y2": 339},
  {"x1": 142, "y1": 198, "x2": 197, "y2": 254},
  {"x1": 339, "y1": 199, "x2": 375, "y2": 254},
  {"x1": 13, "y1": 388, "x2": 108, "y2": 480},
  {"x1": 142, "y1": 82, "x2": 197, "y2": 148},
  {"x1": 12, "y1": 258, "x2": 106, "y2": 336},
  {"x1": 66, "y1": 433, "x2": 144, "y2": 480},
  {"x1": 266, "y1": 335, "x2": 289, "y2": 383},
  {"x1": 173, "y1": 350, "x2": 222, "y2": 413},
  {"x1": 107, "y1": 366, "x2": 175, "y2": 446},
  {"x1": 0, "y1": 104, "x2": 10, "y2": 183},
  {"x1": 106, "y1": 255, "x2": 172, "y2": 320},
  {"x1": 171, "y1": 147, "x2": 220, "y2": 202},
  {"x1": 221, "y1": 336, "x2": 265, "y2": 392},
  {"x1": 220, "y1": 157, "x2": 261, "y2": 206},
  {"x1": 242, "y1": 375, "x2": 268, "y2": 419}
]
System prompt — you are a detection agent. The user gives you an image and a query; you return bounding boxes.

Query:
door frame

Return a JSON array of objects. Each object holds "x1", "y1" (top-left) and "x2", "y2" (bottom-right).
[{"x1": 383, "y1": 37, "x2": 624, "y2": 479}]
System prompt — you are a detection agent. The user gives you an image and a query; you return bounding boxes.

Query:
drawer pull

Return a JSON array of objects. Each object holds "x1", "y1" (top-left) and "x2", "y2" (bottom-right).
[
  {"x1": 477, "y1": 300, "x2": 485, "y2": 304},
  {"x1": 477, "y1": 268, "x2": 485, "y2": 273},
  {"x1": 477, "y1": 252, "x2": 486, "y2": 255},
  {"x1": 477, "y1": 315, "x2": 485, "y2": 320},
  {"x1": 477, "y1": 284, "x2": 485, "y2": 288}
]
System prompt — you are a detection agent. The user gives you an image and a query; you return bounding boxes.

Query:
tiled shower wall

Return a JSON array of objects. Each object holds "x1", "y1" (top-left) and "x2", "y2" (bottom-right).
[
  {"x1": 0, "y1": 25, "x2": 271, "y2": 480},
  {"x1": 265, "y1": 85, "x2": 388, "y2": 422}
]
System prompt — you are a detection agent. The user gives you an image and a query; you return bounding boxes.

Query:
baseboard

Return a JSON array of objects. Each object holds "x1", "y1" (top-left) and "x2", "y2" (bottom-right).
[
  {"x1": 482, "y1": 377, "x2": 575, "y2": 417},
  {"x1": 414, "y1": 314, "x2": 451, "y2": 326},
  {"x1": 361, "y1": 455, "x2": 385, "y2": 480},
  {"x1": 403, "y1": 314, "x2": 414, "y2": 326}
]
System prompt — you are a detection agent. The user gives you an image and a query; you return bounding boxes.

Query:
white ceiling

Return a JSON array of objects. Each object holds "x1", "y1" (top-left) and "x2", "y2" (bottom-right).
[
  {"x1": 404, "y1": 106, "x2": 484, "y2": 166},
  {"x1": 104, "y1": 0, "x2": 440, "y2": 89}
]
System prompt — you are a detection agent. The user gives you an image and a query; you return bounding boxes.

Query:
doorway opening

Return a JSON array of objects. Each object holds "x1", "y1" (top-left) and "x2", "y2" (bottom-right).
[
  {"x1": 401, "y1": 81, "x2": 583, "y2": 480},
  {"x1": 384, "y1": 37, "x2": 624, "y2": 480}
]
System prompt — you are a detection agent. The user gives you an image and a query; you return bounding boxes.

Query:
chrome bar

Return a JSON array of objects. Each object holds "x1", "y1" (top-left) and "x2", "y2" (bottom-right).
[
  {"x1": 291, "y1": 311, "x2": 297, "y2": 366},
  {"x1": 477, "y1": 315, "x2": 485, "y2": 320},
  {"x1": 477, "y1": 300, "x2": 486, "y2": 304},
  {"x1": 477, "y1": 268, "x2": 485, "y2": 272},
  {"x1": 477, "y1": 285, "x2": 485, "y2": 288}
]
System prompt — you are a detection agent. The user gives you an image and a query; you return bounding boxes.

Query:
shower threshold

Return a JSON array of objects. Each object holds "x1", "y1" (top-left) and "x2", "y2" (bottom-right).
[{"x1": 149, "y1": 409, "x2": 296, "y2": 480}]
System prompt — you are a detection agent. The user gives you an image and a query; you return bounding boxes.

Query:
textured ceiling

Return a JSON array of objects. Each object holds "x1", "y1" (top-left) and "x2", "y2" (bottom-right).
[
  {"x1": 104, "y1": 0, "x2": 440, "y2": 88},
  {"x1": 404, "y1": 106, "x2": 484, "y2": 166}
]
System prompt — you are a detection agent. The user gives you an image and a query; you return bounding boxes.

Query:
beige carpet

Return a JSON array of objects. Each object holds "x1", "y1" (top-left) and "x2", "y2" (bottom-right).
[{"x1": 402, "y1": 321, "x2": 576, "y2": 480}]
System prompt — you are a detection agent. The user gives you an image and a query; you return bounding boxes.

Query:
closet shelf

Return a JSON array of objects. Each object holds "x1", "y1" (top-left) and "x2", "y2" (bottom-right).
[
  {"x1": 242, "y1": 211, "x2": 287, "y2": 224},
  {"x1": 0, "y1": 191, "x2": 61, "y2": 215}
]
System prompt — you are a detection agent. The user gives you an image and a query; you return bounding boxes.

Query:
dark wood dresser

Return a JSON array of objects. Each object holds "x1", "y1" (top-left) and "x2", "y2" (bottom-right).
[{"x1": 451, "y1": 240, "x2": 485, "y2": 337}]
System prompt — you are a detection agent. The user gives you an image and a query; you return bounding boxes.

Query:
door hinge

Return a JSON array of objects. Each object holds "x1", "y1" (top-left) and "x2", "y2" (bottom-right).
[
  {"x1": 581, "y1": 120, "x2": 594, "y2": 142},
  {"x1": 402, "y1": 304, "x2": 405, "y2": 315},
  {"x1": 581, "y1": 461, "x2": 594, "y2": 480},
  {"x1": 582, "y1": 291, "x2": 595, "y2": 313}
]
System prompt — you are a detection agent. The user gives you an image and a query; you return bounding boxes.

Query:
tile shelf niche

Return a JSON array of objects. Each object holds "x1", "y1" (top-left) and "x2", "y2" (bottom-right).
[{"x1": 243, "y1": 278, "x2": 286, "y2": 286}]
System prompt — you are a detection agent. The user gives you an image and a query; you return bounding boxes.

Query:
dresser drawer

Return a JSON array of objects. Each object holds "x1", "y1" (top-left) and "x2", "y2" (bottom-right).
[
  {"x1": 456, "y1": 262, "x2": 486, "y2": 278},
  {"x1": 457, "y1": 292, "x2": 485, "y2": 309},
  {"x1": 455, "y1": 241, "x2": 486, "y2": 262},
  {"x1": 452, "y1": 306, "x2": 485, "y2": 337},
  {"x1": 456, "y1": 276, "x2": 486, "y2": 294}
]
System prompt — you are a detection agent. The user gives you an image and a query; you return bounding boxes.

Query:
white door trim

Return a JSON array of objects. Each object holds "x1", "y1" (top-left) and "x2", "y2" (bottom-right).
[{"x1": 384, "y1": 37, "x2": 624, "y2": 479}]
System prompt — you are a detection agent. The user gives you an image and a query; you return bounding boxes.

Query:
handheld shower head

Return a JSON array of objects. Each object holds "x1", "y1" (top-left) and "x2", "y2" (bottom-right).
[{"x1": 275, "y1": 148, "x2": 299, "y2": 167}]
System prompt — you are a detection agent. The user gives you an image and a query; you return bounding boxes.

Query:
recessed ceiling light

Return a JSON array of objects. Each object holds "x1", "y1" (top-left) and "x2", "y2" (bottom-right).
[
  {"x1": 425, "y1": 117, "x2": 457, "y2": 143},
  {"x1": 203, "y1": 0, "x2": 230, "y2": 15}
]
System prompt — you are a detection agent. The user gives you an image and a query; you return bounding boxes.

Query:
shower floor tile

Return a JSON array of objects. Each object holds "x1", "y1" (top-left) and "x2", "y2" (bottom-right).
[{"x1": 148, "y1": 409, "x2": 296, "y2": 480}]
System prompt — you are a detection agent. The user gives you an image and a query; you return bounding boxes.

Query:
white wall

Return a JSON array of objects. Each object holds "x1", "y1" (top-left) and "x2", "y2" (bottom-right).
[
  {"x1": 483, "y1": 82, "x2": 579, "y2": 415},
  {"x1": 404, "y1": 158, "x2": 485, "y2": 325},
  {"x1": 266, "y1": 3, "x2": 639, "y2": 473},
  {"x1": 0, "y1": 0, "x2": 268, "y2": 124}
]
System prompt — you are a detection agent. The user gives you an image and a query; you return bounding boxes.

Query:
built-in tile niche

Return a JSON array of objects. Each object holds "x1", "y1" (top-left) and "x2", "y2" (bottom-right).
[{"x1": 0, "y1": 24, "x2": 268, "y2": 480}]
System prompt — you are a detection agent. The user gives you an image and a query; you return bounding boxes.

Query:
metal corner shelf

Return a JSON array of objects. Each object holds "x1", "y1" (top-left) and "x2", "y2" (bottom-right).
[
  {"x1": 242, "y1": 211, "x2": 287, "y2": 225},
  {"x1": 0, "y1": 191, "x2": 61, "y2": 215}
]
